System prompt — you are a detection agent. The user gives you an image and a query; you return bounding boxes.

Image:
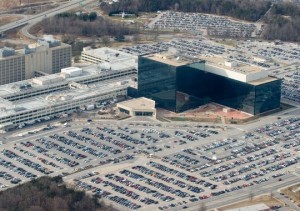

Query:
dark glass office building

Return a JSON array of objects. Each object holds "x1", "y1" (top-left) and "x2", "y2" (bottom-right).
[
  {"x1": 130, "y1": 56, "x2": 281, "y2": 115},
  {"x1": 129, "y1": 56, "x2": 177, "y2": 111}
]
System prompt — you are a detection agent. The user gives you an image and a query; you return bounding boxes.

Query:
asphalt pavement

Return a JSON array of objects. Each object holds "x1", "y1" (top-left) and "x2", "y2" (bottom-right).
[{"x1": 0, "y1": 0, "x2": 97, "y2": 34}]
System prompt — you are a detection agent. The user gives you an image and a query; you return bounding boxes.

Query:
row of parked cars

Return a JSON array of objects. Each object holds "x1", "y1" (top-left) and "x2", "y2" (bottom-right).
[
  {"x1": 211, "y1": 152, "x2": 296, "y2": 182},
  {"x1": 148, "y1": 161, "x2": 214, "y2": 188},
  {"x1": 105, "y1": 173, "x2": 175, "y2": 202},
  {"x1": 201, "y1": 148, "x2": 280, "y2": 178},
  {"x1": 51, "y1": 134, "x2": 108, "y2": 158},
  {"x1": 270, "y1": 65, "x2": 300, "y2": 103},
  {"x1": 76, "y1": 178, "x2": 142, "y2": 210},
  {"x1": 161, "y1": 117, "x2": 300, "y2": 200},
  {"x1": 75, "y1": 180, "x2": 112, "y2": 199},
  {"x1": 2, "y1": 149, "x2": 51, "y2": 175},
  {"x1": 133, "y1": 165, "x2": 203, "y2": 193},
  {"x1": 69, "y1": 130, "x2": 123, "y2": 154},
  {"x1": 121, "y1": 38, "x2": 225, "y2": 58},
  {"x1": 257, "y1": 47, "x2": 300, "y2": 64},
  {"x1": 120, "y1": 169, "x2": 190, "y2": 198},
  {"x1": 150, "y1": 11, "x2": 256, "y2": 38},
  {"x1": 98, "y1": 127, "x2": 147, "y2": 146},
  {"x1": 103, "y1": 179, "x2": 159, "y2": 205}
]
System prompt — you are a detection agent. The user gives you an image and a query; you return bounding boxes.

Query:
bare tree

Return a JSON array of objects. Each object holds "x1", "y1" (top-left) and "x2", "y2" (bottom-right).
[
  {"x1": 102, "y1": 36, "x2": 111, "y2": 47},
  {"x1": 132, "y1": 33, "x2": 141, "y2": 44}
]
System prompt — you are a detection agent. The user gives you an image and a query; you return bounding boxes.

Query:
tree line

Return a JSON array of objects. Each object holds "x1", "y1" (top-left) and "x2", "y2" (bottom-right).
[
  {"x1": 100, "y1": 0, "x2": 271, "y2": 22},
  {"x1": 40, "y1": 15, "x2": 137, "y2": 37},
  {"x1": 0, "y1": 176, "x2": 105, "y2": 211},
  {"x1": 100, "y1": 0, "x2": 300, "y2": 42},
  {"x1": 262, "y1": 2, "x2": 300, "y2": 42},
  {"x1": 56, "y1": 12, "x2": 98, "y2": 22}
]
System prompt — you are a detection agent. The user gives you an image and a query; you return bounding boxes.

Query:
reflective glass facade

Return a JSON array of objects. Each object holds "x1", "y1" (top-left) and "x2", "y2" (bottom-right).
[
  {"x1": 254, "y1": 79, "x2": 282, "y2": 114},
  {"x1": 132, "y1": 56, "x2": 281, "y2": 115},
  {"x1": 177, "y1": 63, "x2": 281, "y2": 114},
  {"x1": 135, "y1": 56, "x2": 177, "y2": 111}
]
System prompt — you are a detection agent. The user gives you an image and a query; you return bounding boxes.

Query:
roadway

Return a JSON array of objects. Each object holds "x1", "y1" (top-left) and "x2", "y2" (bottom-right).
[
  {"x1": 0, "y1": 0, "x2": 97, "y2": 35},
  {"x1": 169, "y1": 173, "x2": 300, "y2": 211}
]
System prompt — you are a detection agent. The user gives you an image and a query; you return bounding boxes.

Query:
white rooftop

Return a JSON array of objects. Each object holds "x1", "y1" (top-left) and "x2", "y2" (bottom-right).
[
  {"x1": 0, "y1": 56, "x2": 136, "y2": 119},
  {"x1": 144, "y1": 53, "x2": 194, "y2": 66},
  {"x1": 144, "y1": 51, "x2": 270, "y2": 83},
  {"x1": 82, "y1": 47, "x2": 137, "y2": 62},
  {"x1": 117, "y1": 97, "x2": 155, "y2": 110},
  {"x1": 0, "y1": 62, "x2": 135, "y2": 97},
  {"x1": 0, "y1": 80, "x2": 131, "y2": 119}
]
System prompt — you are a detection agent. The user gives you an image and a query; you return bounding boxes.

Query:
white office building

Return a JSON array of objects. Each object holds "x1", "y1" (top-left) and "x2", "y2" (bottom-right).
[
  {"x1": 0, "y1": 35, "x2": 71, "y2": 85},
  {"x1": 81, "y1": 47, "x2": 138, "y2": 69},
  {"x1": 0, "y1": 54, "x2": 137, "y2": 130}
]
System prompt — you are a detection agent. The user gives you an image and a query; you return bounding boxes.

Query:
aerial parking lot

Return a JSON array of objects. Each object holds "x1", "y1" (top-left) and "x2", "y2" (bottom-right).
[
  {"x1": 269, "y1": 64, "x2": 300, "y2": 103},
  {"x1": 148, "y1": 11, "x2": 259, "y2": 38},
  {"x1": 0, "y1": 116, "x2": 300, "y2": 210}
]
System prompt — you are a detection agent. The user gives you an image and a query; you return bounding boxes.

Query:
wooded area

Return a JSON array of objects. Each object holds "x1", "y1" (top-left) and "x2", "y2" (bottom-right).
[
  {"x1": 101, "y1": 0, "x2": 300, "y2": 42},
  {"x1": 100, "y1": 0, "x2": 271, "y2": 21},
  {"x1": 263, "y1": 2, "x2": 300, "y2": 42},
  {"x1": 41, "y1": 15, "x2": 137, "y2": 37},
  {"x1": 0, "y1": 176, "x2": 105, "y2": 211},
  {"x1": 56, "y1": 12, "x2": 98, "y2": 22}
]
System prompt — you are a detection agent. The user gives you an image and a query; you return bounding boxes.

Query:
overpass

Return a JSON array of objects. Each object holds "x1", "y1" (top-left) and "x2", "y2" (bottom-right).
[{"x1": 0, "y1": 0, "x2": 96, "y2": 35}]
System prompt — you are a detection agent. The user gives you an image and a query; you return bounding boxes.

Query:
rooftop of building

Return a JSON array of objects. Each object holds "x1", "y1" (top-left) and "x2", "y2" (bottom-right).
[
  {"x1": 0, "y1": 62, "x2": 136, "y2": 97},
  {"x1": 81, "y1": 47, "x2": 138, "y2": 70},
  {"x1": 143, "y1": 52, "x2": 197, "y2": 66},
  {"x1": 117, "y1": 97, "x2": 155, "y2": 110},
  {"x1": 198, "y1": 55, "x2": 264, "y2": 75},
  {"x1": 0, "y1": 35, "x2": 70, "y2": 59},
  {"x1": 82, "y1": 47, "x2": 136, "y2": 61},
  {"x1": 0, "y1": 49, "x2": 135, "y2": 117},
  {"x1": 248, "y1": 76, "x2": 279, "y2": 85},
  {"x1": 143, "y1": 50, "x2": 265, "y2": 75},
  {"x1": 0, "y1": 79, "x2": 131, "y2": 119},
  {"x1": 142, "y1": 51, "x2": 271, "y2": 83}
]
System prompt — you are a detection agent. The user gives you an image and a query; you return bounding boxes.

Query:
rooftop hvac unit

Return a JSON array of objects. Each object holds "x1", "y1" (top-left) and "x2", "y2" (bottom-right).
[
  {"x1": 100, "y1": 62, "x2": 111, "y2": 71},
  {"x1": 0, "y1": 47, "x2": 15, "y2": 58}
]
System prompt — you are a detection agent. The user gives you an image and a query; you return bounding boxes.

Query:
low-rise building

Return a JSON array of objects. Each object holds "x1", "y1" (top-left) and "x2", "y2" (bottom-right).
[
  {"x1": 81, "y1": 47, "x2": 137, "y2": 69},
  {"x1": 117, "y1": 97, "x2": 156, "y2": 117},
  {"x1": 0, "y1": 57, "x2": 136, "y2": 130}
]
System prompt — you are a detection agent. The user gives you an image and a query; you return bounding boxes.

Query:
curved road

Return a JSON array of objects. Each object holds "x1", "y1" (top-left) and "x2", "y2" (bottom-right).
[
  {"x1": 0, "y1": 0, "x2": 97, "y2": 36},
  {"x1": 21, "y1": 23, "x2": 38, "y2": 39}
]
